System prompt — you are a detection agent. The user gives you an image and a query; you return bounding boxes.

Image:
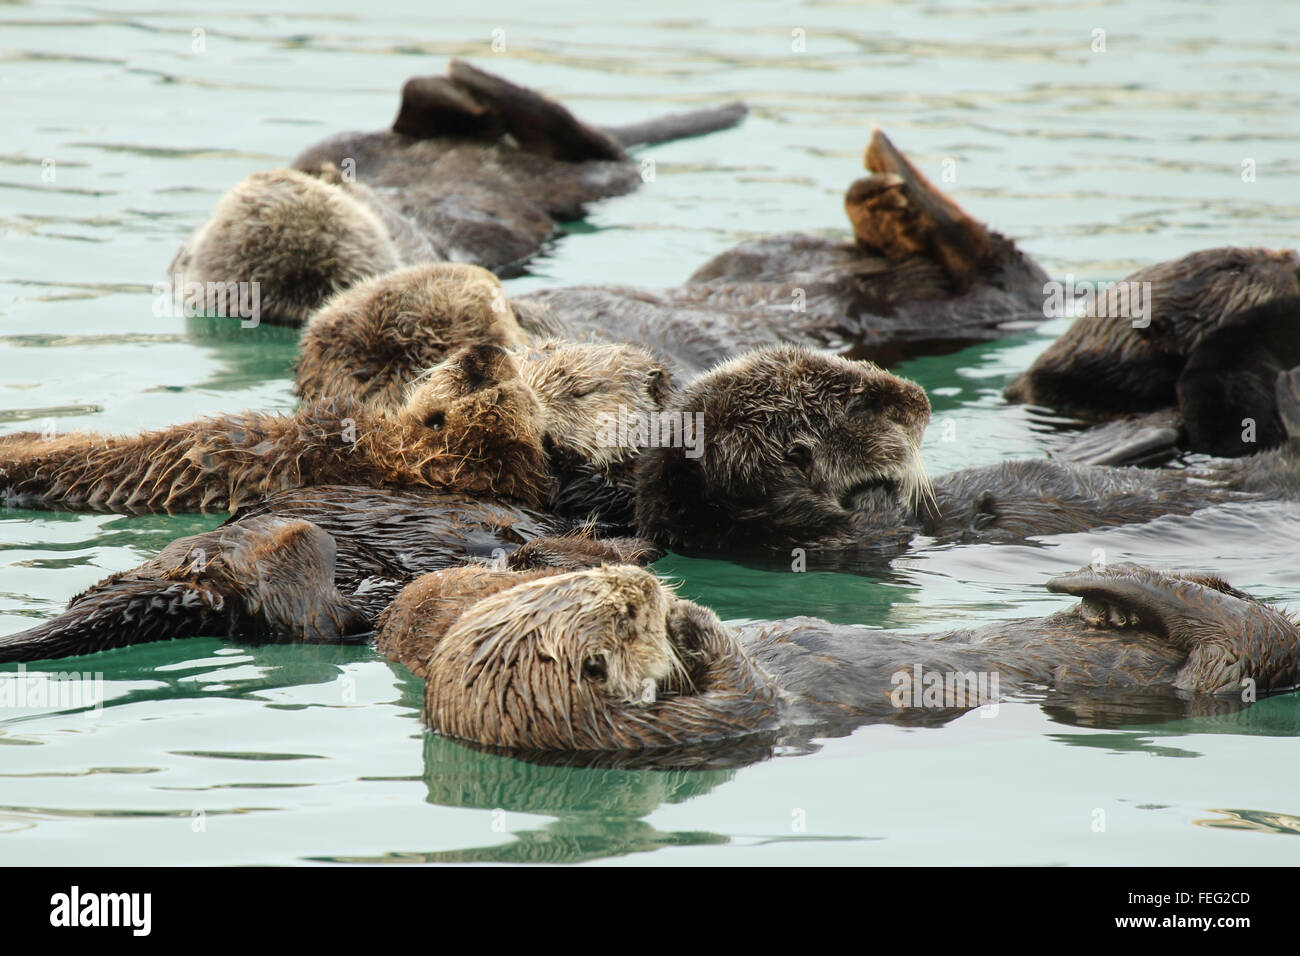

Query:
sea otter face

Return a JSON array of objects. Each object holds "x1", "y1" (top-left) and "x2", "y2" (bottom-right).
[
  {"x1": 423, "y1": 566, "x2": 692, "y2": 750},
  {"x1": 634, "y1": 345, "x2": 932, "y2": 549},
  {"x1": 515, "y1": 341, "x2": 671, "y2": 467},
  {"x1": 399, "y1": 344, "x2": 546, "y2": 458}
]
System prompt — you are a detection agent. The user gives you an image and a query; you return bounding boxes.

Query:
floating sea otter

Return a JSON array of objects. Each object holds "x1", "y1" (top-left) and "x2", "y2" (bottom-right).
[
  {"x1": 402, "y1": 562, "x2": 1300, "y2": 761},
  {"x1": 1004, "y1": 247, "x2": 1300, "y2": 463},
  {"x1": 0, "y1": 516, "x2": 658, "y2": 664},
  {"x1": 169, "y1": 61, "x2": 747, "y2": 323},
  {"x1": 282, "y1": 128, "x2": 1050, "y2": 379},
  {"x1": 0, "y1": 343, "x2": 552, "y2": 513}
]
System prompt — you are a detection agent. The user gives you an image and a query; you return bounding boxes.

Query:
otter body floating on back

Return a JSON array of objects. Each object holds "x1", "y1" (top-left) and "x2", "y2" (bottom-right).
[
  {"x1": 1004, "y1": 247, "x2": 1300, "y2": 462},
  {"x1": 397, "y1": 562, "x2": 1300, "y2": 763},
  {"x1": 0, "y1": 343, "x2": 551, "y2": 514},
  {"x1": 170, "y1": 61, "x2": 747, "y2": 324},
  {"x1": 515, "y1": 129, "x2": 1051, "y2": 374}
]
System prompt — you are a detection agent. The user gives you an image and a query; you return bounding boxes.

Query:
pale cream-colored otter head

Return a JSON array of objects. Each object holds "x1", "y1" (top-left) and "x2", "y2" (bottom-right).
[
  {"x1": 170, "y1": 168, "x2": 402, "y2": 324},
  {"x1": 421, "y1": 565, "x2": 776, "y2": 752}
]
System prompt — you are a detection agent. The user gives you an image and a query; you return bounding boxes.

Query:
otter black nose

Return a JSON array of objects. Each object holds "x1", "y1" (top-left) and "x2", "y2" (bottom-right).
[{"x1": 452, "y1": 344, "x2": 515, "y2": 390}]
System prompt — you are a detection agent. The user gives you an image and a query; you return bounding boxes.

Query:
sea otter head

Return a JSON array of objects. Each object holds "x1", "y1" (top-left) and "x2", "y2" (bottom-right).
[
  {"x1": 296, "y1": 262, "x2": 529, "y2": 411},
  {"x1": 172, "y1": 168, "x2": 401, "y2": 324},
  {"x1": 514, "y1": 340, "x2": 672, "y2": 468},
  {"x1": 386, "y1": 344, "x2": 549, "y2": 505},
  {"x1": 1006, "y1": 246, "x2": 1300, "y2": 413},
  {"x1": 634, "y1": 344, "x2": 932, "y2": 552},
  {"x1": 421, "y1": 565, "x2": 780, "y2": 752}
]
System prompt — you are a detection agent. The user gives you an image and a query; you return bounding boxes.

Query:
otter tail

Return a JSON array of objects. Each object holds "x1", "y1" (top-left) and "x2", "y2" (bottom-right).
[
  {"x1": 1047, "y1": 563, "x2": 1300, "y2": 696},
  {"x1": 601, "y1": 102, "x2": 748, "y2": 149},
  {"x1": 0, "y1": 517, "x2": 368, "y2": 664},
  {"x1": 0, "y1": 580, "x2": 229, "y2": 663}
]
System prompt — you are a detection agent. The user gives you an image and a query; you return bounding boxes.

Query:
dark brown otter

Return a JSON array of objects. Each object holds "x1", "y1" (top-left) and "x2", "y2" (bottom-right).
[
  {"x1": 0, "y1": 513, "x2": 660, "y2": 664},
  {"x1": 415, "y1": 562, "x2": 1300, "y2": 759},
  {"x1": 0, "y1": 517, "x2": 368, "y2": 663},
  {"x1": 1004, "y1": 248, "x2": 1300, "y2": 461},
  {"x1": 517, "y1": 129, "x2": 1051, "y2": 374},
  {"x1": 633, "y1": 345, "x2": 1296, "y2": 560},
  {"x1": 292, "y1": 59, "x2": 746, "y2": 273},
  {"x1": 0, "y1": 343, "x2": 550, "y2": 514}
]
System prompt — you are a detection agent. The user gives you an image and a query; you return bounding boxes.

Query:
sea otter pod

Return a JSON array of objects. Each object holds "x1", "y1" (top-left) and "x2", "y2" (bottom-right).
[
  {"x1": 0, "y1": 517, "x2": 367, "y2": 664},
  {"x1": 1047, "y1": 563, "x2": 1300, "y2": 694}
]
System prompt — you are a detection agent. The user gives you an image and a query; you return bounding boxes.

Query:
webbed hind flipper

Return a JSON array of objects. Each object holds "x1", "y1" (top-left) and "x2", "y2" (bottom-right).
[
  {"x1": 1047, "y1": 563, "x2": 1300, "y2": 695},
  {"x1": 391, "y1": 75, "x2": 506, "y2": 140},
  {"x1": 848, "y1": 128, "x2": 993, "y2": 286},
  {"x1": 447, "y1": 60, "x2": 625, "y2": 162},
  {"x1": 1054, "y1": 412, "x2": 1182, "y2": 467}
]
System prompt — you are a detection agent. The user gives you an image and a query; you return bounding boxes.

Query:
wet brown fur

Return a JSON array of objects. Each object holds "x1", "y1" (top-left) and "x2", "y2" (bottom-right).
[{"x1": 0, "y1": 348, "x2": 550, "y2": 513}]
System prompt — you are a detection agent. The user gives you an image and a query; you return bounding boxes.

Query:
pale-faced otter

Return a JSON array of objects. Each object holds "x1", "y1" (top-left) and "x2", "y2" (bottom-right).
[
  {"x1": 169, "y1": 62, "x2": 745, "y2": 325},
  {"x1": 517, "y1": 129, "x2": 1051, "y2": 374},
  {"x1": 0, "y1": 343, "x2": 549, "y2": 513},
  {"x1": 409, "y1": 562, "x2": 1300, "y2": 759},
  {"x1": 167, "y1": 168, "x2": 428, "y2": 325},
  {"x1": 0, "y1": 516, "x2": 658, "y2": 664},
  {"x1": 1004, "y1": 247, "x2": 1300, "y2": 461}
]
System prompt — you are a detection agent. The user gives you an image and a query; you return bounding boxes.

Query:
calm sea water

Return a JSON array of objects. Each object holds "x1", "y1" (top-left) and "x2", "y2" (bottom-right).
[{"x1": 2, "y1": 0, "x2": 1299, "y2": 865}]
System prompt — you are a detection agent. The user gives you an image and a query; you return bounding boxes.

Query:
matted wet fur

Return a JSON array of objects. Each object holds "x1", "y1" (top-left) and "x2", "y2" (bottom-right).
[
  {"x1": 0, "y1": 343, "x2": 550, "y2": 514},
  {"x1": 294, "y1": 263, "x2": 528, "y2": 412},
  {"x1": 415, "y1": 563, "x2": 1300, "y2": 758},
  {"x1": 168, "y1": 169, "x2": 413, "y2": 325},
  {"x1": 518, "y1": 128, "x2": 1050, "y2": 375},
  {"x1": 1005, "y1": 247, "x2": 1300, "y2": 458}
]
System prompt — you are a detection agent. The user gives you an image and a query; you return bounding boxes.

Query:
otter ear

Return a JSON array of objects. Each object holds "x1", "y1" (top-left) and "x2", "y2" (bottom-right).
[
  {"x1": 391, "y1": 75, "x2": 504, "y2": 140},
  {"x1": 853, "y1": 128, "x2": 993, "y2": 286},
  {"x1": 447, "y1": 60, "x2": 625, "y2": 162}
]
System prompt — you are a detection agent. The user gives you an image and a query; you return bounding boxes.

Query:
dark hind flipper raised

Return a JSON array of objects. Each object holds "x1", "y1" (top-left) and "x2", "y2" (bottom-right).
[
  {"x1": 0, "y1": 517, "x2": 366, "y2": 664},
  {"x1": 1047, "y1": 563, "x2": 1300, "y2": 695},
  {"x1": 1276, "y1": 365, "x2": 1300, "y2": 439},
  {"x1": 391, "y1": 75, "x2": 506, "y2": 140},
  {"x1": 601, "y1": 102, "x2": 748, "y2": 148},
  {"x1": 1176, "y1": 297, "x2": 1300, "y2": 457},
  {"x1": 447, "y1": 59, "x2": 625, "y2": 162},
  {"x1": 850, "y1": 128, "x2": 993, "y2": 286}
]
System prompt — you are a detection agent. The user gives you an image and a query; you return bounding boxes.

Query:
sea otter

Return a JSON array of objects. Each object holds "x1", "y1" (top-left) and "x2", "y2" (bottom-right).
[
  {"x1": 408, "y1": 562, "x2": 1300, "y2": 758},
  {"x1": 169, "y1": 62, "x2": 747, "y2": 326},
  {"x1": 516, "y1": 128, "x2": 1051, "y2": 373},
  {"x1": 293, "y1": 264, "x2": 671, "y2": 472},
  {"x1": 0, "y1": 514, "x2": 658, "y2": 664},
  {"x1": 0, "y1": 343, "x2": 550, "y2": 513},
  {"x1": 1004, "y1": 247, "x2": 1300, "y2": 462}
]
